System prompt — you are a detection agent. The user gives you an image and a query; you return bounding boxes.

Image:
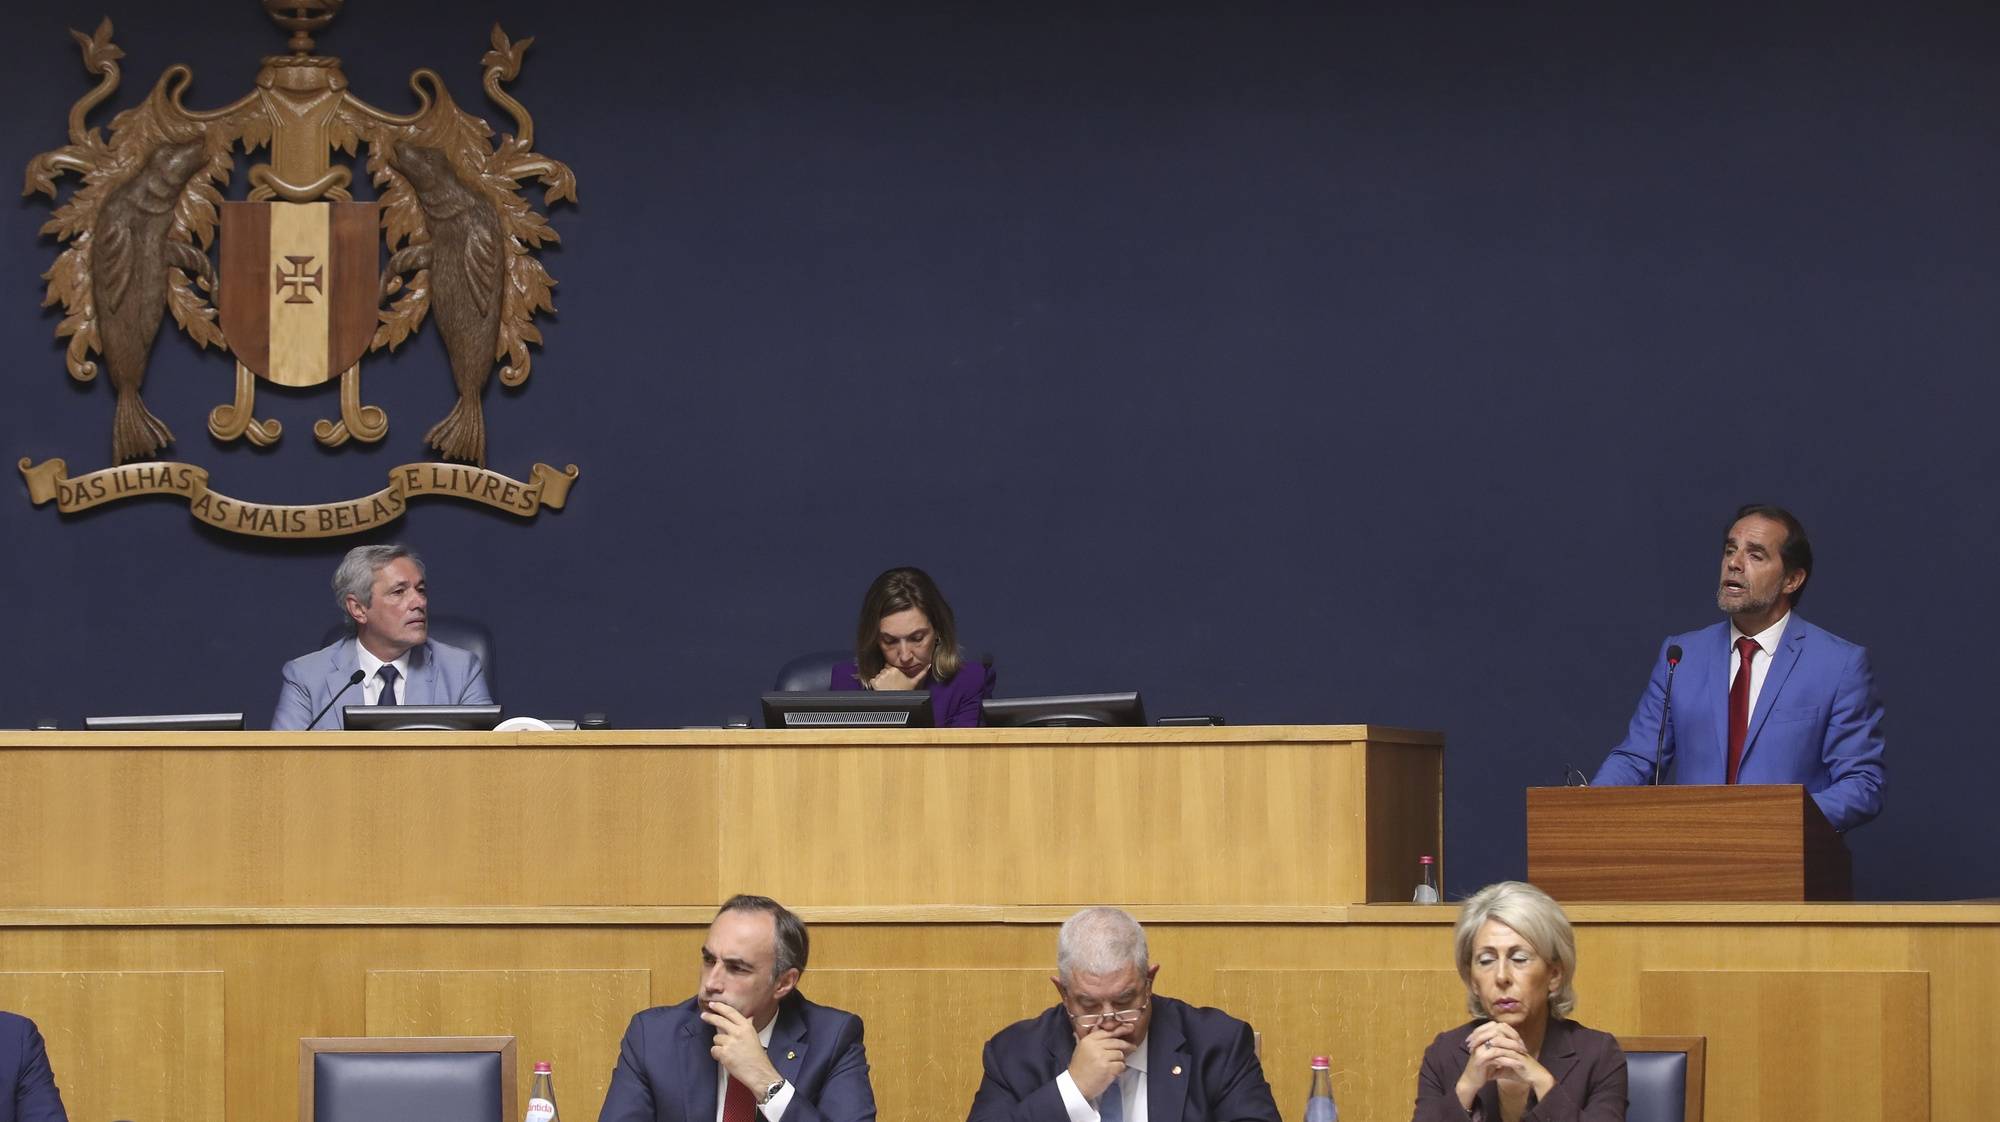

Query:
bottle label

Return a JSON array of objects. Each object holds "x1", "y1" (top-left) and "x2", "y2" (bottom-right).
[{"x1": 526, "y1": 1098, "x2": 557, "y2": 1122}]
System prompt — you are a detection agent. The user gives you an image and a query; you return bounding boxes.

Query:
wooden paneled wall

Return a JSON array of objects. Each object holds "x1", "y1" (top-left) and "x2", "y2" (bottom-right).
[
  {"x1": 0, "y1": 730, "x2": 1977, "y2": 1121},
  {"x1": 0, "y1": 905, "x2": 1985, "y2": 1122}
]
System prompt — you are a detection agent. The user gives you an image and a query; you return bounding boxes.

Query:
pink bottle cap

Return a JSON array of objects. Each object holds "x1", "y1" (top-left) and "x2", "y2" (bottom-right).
[
  {"x1": 1419, "y1": 855, "x2": 1435, "y2": 864},
  {"x1": 534, "y1": 1061, "x2": 552, "y2": 1073},
  {"x1": 1311, "y1": 1055, "x2": 1330, "y2": 1068}
]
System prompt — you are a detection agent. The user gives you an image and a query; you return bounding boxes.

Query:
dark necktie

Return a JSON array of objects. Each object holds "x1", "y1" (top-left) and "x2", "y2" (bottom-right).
[
  {"x1": 1725, "y1": 636, "x2": 1758, "y2": 783},
  {"x1": 376, "y1": 665, "x2": 400, "y2": 706},
  {"x1": 1099, "y1": 1073, "x2": 1125, "y2": 1122},
  {"x1": 722, "y1": 1075, "x2": 757, "y2": 1122}
]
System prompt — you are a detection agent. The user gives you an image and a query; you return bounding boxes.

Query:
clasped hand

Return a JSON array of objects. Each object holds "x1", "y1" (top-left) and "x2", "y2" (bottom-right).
[{"x1": 1455, "y1": 1022, "x2": 1554, "y2": 1110}]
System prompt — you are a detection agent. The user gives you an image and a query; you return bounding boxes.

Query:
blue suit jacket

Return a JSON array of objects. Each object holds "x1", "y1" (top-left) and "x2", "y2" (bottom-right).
[
  {"x1": 597, "y1": 993, "x2": 875, "y2": 1122},
  {"x1": 1593, "y1": 614, "x2": 1886, "y2": 832},
  {"x1": 0, "y1": 1012, "x2": 66, "y2": 1122},
  {"x1": 829, "y1": 658, "x2": 995, "y2": 728},
  {"x1": 270, "y1": 635, "x2": 493, "y2": 730},
  {"x1": 966, "y1": 996, "x2": 1279, "y2": 1122}
]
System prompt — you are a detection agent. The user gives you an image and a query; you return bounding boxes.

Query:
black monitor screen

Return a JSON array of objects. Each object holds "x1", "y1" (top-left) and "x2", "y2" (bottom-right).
[
  {"x1": 761, "y1": 691, "x2": 934, "y2": 729},
  {"x1": 342, "y1": 705, "x2": 505, "y2": 732},
  {"x1": 981, "y1": 692, "x2": 1147, "y2": 728},
  {"x1": 83, "y1": 712, "x2": 246, "y2": 732}
]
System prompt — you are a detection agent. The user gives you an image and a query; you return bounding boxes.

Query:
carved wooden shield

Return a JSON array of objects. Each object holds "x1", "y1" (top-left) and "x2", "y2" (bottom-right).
[{"x1": 219, "y1": 200, "x2": 379, "y2": 387}]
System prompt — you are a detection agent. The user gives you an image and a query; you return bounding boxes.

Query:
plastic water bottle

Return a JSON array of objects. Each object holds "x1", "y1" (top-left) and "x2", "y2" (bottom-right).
[
  {"x1": 1304, "y1": 1055, "x2": 1338, "y2": 1122},
  {"x1": 1413, "y1": 855, "x2": 1440, "y2": 903},
  {"x1": 526, "y1": 1061, "x2": 558, "y2": 1122}
]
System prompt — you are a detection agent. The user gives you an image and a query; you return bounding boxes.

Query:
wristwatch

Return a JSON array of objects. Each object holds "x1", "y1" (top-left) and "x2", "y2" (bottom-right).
[{"x1": 759, "y1": 1077, "x2": 786, "y2": 1106}]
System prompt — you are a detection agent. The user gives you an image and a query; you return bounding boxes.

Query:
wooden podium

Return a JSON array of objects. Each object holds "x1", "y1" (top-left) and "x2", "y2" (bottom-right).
[{"x1": 1526, "y1": 784, "x2": 1851, "y2": 901}]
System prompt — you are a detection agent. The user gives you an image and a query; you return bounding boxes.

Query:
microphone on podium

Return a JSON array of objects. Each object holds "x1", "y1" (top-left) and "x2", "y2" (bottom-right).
[
  {"x1": 1652, "y1": 645, "x2": 1682, "y2": 786},
  {"x1": 307, "y1": 670, "x2": 366, "y2": 731}
]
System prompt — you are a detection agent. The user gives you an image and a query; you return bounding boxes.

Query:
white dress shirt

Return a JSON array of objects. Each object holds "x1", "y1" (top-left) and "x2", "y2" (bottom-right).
[
  {"x1": 713, "y1": 1014, "x2": 794, "y2": 1122},
  {"x1": 1056, "y1": 1034, "x2": 1150, "y2": 1122},
  {"x1": 353, "y1": 645, "x2": 412, "y2": 706},
  {"x1": 1727, "y1": 611, "x2": 1792, "y2": 715}
]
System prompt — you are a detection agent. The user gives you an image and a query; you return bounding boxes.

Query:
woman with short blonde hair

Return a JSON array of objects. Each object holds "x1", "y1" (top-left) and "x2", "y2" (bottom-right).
[{"x1": 1413, "y1": 881, "x2": 1625, "y2": 1122}]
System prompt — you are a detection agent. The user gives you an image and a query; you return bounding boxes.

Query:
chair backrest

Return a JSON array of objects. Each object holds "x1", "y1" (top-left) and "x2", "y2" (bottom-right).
[
  {"x1": 772, "y1": 647, "x2": 995, "y2": 693},
  {"x1": 773, "y1": 649, "x2": 853, "y2": 692},
  {"x1": 1617, "y1": 1035, "x2": 1705, "y2": 1122},
  {"x1": 318, "y1": 615, "x2": 498, "y2": 696},
  {"x1": 300, "y1": 1036, "x2": 516, "y2": 1122}
]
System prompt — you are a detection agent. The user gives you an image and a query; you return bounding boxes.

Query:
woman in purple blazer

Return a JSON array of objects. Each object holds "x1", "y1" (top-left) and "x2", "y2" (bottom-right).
[
  {"x1": 829, "y1": 567, "x2": 993, "y2": 727},
  {"x1": 1414, "y1": 882, "x2": 1626, "y2": 1122}
]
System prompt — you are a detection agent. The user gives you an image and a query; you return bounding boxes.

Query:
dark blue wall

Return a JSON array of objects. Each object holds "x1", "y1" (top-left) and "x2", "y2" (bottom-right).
[{"x1": 5, "y1": 2, "x2": 1995, "y2": 900}]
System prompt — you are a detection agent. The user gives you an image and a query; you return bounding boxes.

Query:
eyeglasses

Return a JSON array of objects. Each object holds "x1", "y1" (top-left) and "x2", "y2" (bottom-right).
[{"x1": 1068, "y1": 1003, "x2": 1148, "y2": 1030}]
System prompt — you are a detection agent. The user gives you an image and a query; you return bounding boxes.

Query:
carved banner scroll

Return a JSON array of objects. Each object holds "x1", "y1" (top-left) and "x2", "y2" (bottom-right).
[
  {"x1": 18, "y1": 5, "x2": 582, "y2": 540},
  {"x1": 20, "y1": 457, "x2": 578, "y2": 538}
]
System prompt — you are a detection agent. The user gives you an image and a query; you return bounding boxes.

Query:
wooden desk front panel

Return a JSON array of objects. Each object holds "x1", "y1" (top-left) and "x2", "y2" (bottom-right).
[{"x1": 0, "y1": 726, "x2": 1441, "y2": 908}]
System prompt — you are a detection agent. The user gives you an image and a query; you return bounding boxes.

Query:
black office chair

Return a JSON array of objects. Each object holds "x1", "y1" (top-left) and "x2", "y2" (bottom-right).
[
  {"x1": 300, "y1": 1036, "x2": 516, "y2": 1122},
  {"x1": 318, "y1": 615, "x2": 497, "y2": 697},
  {"x1": 772, "y1": 649, "x2": 852, "y2": 692},
  {"x1": 771, "y1": 648, "x2": 996, "y2": 693},
  {"x1": 1617, "y1": 1035, "x2": 1705, "y2": 1122}
]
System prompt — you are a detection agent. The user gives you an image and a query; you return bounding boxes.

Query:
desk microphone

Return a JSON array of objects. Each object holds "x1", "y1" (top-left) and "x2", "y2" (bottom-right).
[
  {"x1": 1652, "y1": 645, "x2": 1682, "y2": 786},
  {"x1": 308, "y1": 670, "x2": 366, "y2": 731}
]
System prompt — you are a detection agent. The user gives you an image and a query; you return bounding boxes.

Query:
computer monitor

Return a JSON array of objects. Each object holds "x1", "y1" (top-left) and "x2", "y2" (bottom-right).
[
  {"x1": 760, "y1": 691, "x2": 935, "y2": 729},
  {"x1": 83, "y1": 712, "x2": 245, "y2": 732},
  {"x1": 981, "y1": 692, "x2": 1147, "y2": 728},
  {"x1": 341, "y1": 705, "x2": 506, "y2": 732}
]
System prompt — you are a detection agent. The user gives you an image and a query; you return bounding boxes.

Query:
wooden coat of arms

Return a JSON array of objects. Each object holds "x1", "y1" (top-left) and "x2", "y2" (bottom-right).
[{"x1": 18, "y1": 1, "x2": 579, "y2": 537}]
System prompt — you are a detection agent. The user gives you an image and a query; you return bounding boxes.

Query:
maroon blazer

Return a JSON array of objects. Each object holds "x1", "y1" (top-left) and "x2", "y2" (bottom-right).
[
  {"x1": 829, "y1": 657, "x2": 994, "y2": 727},
  {"x1": 1413, "y1": 1018, "x2": 1626, "y2": 1122}
]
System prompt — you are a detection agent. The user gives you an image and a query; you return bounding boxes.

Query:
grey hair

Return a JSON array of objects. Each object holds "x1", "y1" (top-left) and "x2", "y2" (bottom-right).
[
  {"x1": 1056, "y1": 907, "x2": 1149, "y2": 983},
  {"x1": 332, "y1": 544, "x2": 424, "y2": 623},
  {"x1": 1453, "y1": 881, "x2": 1579, "y2": 1020}
]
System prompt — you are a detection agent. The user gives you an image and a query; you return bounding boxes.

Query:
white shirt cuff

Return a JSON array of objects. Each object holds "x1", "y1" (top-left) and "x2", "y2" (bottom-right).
[
  {"x1": 760, "y1": 1079, "x2": 795, "y2": 1121},
  {"x1": 1055, "y1": 1070, "x2": 1099, "y2": 1122}
]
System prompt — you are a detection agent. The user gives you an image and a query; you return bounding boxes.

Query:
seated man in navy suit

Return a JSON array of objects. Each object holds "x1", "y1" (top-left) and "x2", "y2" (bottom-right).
[
  {"x1": 1593, "y1": 503, "x2": 1887, "y2": 831},
  {"x1": 271, "y1": 543, "x2": 493, "y2": 730},
  {"x1": 0, "y1": 1009, "x2": 67, "y2": 1122},
  {"x1": 967, "y1": 907, "x2": 1278, "y2": 1122},
  {"x1": 599, "y1": 895, "x2": 875, "y2": 1122}
]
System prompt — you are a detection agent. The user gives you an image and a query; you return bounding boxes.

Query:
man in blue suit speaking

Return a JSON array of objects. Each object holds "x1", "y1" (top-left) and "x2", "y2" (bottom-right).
[
  {"x1": 598, "y1": 895, "x2": 875, "y2": 1122},
  {"x1": 967, "y1": 907, "x2": 1278, "y2": 1122},
  {"x1": 271, "y1": 544, "x2": 493, "y2": 730},
  {"x1": 1593, "y1": 504, "x2": 1886, "y2": 832}
]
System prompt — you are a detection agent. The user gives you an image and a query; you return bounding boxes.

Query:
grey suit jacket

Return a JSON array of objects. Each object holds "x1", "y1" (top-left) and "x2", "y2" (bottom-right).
[{"x1": 270, "y1": 635, "x2": 493, "y2": 730}]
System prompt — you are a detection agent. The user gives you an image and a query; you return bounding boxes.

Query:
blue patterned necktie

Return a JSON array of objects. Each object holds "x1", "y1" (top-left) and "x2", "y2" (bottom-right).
[
  {"x1": 1099, "y1": 1073, "x2": 1124, "y2": 1122},
  {"x1": 376, "y1": 665, "x2": 400, "y2": 706}
]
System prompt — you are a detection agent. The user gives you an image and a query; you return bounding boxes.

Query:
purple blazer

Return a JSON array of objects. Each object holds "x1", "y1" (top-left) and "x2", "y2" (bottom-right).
[{"x1": 829, "y1": 657, "x2": 994, "y2": 727}]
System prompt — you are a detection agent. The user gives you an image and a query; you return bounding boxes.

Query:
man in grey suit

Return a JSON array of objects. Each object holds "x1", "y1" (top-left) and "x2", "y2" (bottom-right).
[{"x1": 271, "y1": 543, "x2": 493, "y2": 730}]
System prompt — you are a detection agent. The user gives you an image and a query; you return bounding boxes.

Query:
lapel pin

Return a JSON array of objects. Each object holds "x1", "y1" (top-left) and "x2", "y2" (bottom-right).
[
  {"x1": 1172, "y1": 1065, "x2": 1183, "y2": 1076},
  {"x1": 786, "y1": 1050, "x2": 797, "y2": 1060}
]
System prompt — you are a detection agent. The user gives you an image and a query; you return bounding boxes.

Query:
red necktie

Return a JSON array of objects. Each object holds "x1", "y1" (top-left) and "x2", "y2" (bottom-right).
[
  {"x1": 723, "y1": 1076, "x2": 758, "y2": 1122},
  {"x1": 1725, "y1": 636, "x2": 1759, "y2": 784}
]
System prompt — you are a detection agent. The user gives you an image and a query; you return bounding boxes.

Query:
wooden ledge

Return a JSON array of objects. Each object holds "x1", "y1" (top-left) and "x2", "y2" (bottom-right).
[
  {"x1": 0, "y1": 902, "x2": 1994, "y2": 927},
  {"x1": 0, "y1": 724, "x2": 1444, "y2": 749}
]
